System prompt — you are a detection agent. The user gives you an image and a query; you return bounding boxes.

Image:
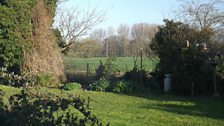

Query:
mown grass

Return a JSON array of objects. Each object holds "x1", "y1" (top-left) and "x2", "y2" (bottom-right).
[
  {"x1": 63, "y1": 57, "x2": 158, "y2": 73},
  {"x1": 1, "y1": 85, "x2": 224, "y2": 126}
]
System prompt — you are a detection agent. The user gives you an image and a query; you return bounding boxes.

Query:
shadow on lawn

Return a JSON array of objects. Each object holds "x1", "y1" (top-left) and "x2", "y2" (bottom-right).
[{"x1": 138, "y1": 94, "x2": 224, "y2": 120}]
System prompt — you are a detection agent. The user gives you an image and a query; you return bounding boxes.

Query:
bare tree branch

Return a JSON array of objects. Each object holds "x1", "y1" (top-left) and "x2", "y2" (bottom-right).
[
  {"x1": 55, "y1": 6, "x2": 105, "y2": 51},
  {"x1": 57, "y1": 0, "x2": 68, "y2": 5},
  {"x1": 177, "y1": 0, "x2": 224, "y2": 30}
]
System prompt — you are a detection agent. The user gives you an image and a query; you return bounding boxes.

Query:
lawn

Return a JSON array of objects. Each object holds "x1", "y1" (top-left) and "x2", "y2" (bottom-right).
[
  {"x1": 1, "y1": 85, "x2": 224, "y2": 126},
  {"x1": 63, "y1": 57, "x2": 158, "y2": 73}
]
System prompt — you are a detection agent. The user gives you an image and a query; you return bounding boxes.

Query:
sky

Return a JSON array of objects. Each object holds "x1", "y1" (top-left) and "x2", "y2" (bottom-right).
[{"x1": 57, "y1": 0, "x2": 180, "y2": 30}]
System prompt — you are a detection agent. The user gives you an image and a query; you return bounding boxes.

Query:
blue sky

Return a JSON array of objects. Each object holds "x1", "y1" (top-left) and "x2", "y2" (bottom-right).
[{"x1": 58, "y1": 0, "x2": 180, "y2": 29}]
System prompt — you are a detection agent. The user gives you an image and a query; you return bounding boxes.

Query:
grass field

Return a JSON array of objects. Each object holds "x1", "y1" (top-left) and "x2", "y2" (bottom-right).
[
  {"x1": 63, "y1": 57, "x2": 158, "y2": 73},
  {"x1": 1, "y1": 85, "x2": 224, "y2": 126}
]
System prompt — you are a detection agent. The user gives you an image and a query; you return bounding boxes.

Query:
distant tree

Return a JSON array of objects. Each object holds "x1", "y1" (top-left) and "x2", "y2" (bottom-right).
[
  {"x1": 103, "y1": 27, "x2": 116, "y2": 57},
  {"x1": 117, "y1": 24, "x2": 130, "y2": 38},
  {"x1": 55, "y1": 6, "x2": 105, "y2": 51},
  {"x1": 67, "y1": 38, "x2": 102, "y2": 57},
  {"x1": 104, "y1": 36, "x2": 122, "y2": 57},
  {"x1": 90, "y1": 28, "x2": 106, "y2": 45},
  {"x1": 177, "y1": 0, "x2": 224, "y2": 43},
  {"x1": 131, "y1": 23, "x2": 158, "y2": 56},
  {"x1": 177, "y1": 0, "x2": 224, "y2": 30},
  {"x1": 117, "y1": 24, "x2": 130, "y2": 56}
]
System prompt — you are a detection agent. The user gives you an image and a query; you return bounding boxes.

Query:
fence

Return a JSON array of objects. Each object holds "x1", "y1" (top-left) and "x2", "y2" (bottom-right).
[{"x1": 64, "y1": 57, "x2": 157, "y2": 85}]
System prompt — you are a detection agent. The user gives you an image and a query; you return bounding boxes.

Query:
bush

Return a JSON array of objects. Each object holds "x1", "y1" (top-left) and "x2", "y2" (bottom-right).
[
  {"x1": 0, "y1": 67, "x2": 35, "y2": 87},
  {"x1": 95, "y1": 61, "x2": 105, "y2": 80},
  {"x1": 90, "y1": 77, "x2": 110, "y2": 92},
  {"x1": 95, "y1": 57, "x2": 118, "y2": 80},
  {"x1": 123, "y1": 67, "x2": 153, "y2": 89},
  {"x1": 0, "y1": 0, "x2": 39, "y2": 74},
  {"x1": 124, "y1": 67, "x2": 148, "y2": 81},
  {"x1": 216, "y1": 57, "x2": 224, "y2": 79},
  {"x1": 63, "y1": 82, "x2": 82, "y2": 91},
  {"x1": 112, "y1": 80, "x2": 143, "y2": 93},
  {"x1": 112, "y1": 80, "x2": 131, "y2": 93},
  {"x1": 150, "y1": 20, "x2": 220, "y2": 96},
  {"x1": 0, "y1": 87, "x2": 105, "y2": 126},
  {"x1": 36, "y1": 73, "x2": 58, "y2": 87}
]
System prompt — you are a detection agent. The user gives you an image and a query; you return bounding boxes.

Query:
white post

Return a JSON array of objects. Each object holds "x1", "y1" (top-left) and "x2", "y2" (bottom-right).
[{"x1": 164, "y1": 74, "x2": 172, "y2": 92}]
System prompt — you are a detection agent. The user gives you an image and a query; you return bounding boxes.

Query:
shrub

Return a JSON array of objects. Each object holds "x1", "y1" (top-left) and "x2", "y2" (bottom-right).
[
  {"x1": 124, "y1": 67, "x2": 148, "y2": 82},
  {"x1": 216, "y1": 57, "x2": 224, "y2": 79},
  {"x1": 112, "y1": 80, "x2": 131, "y2": 93},
  {"x1": 112, "y1": 80, "x2": 143, "y2": 93},
  {"x1": 0, "y1": 67, "x2": 35, "y2": 87},
  {"x1": 90, "y1": 77, "x2": 110, "y2": 92},
  {"x1": 0, "y1": 87, "x2": 105, "y2": 126},
  {"x1": 150, "y1": 19, "x2": 220, "y2": 96},
  {"x1": 123, "y1": 67, "x2": 153, "y2": 89},
  {"x1": 95, "y1": 61, "x2": 105, "y2": 80},
  {"x1": 63, "y1": 82, "x2": 82, "y2": 91},
  {"x1": 36, "y1": 73, "x2": 57, "y2": 87},
  {"x1": 95, "y1": 57, "x2": 118, "y2": 80}
]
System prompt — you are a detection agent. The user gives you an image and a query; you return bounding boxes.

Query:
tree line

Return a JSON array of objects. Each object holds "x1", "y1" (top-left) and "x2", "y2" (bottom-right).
[{"x1": 61, "y1": 23, "x2": 158, "y2": 57}]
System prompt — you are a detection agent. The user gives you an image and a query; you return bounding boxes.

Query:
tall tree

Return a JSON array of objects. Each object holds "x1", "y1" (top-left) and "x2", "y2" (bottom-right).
[
  {"x1": 151, "y1": 19, "x2": 214, "y2": 95},
  {"x1": 177, "y1": 0, "x2": 224, "y2": 30},
  {"x1": 55, "y1": 6, "x2": 105, "y2": 51},
  {"x1": 0, "y1": 0, "x2": 65, "y2": 84},
  {"x1": 131, "y1": 23, "x2": 158, "y2": 56},
  {"x1": 67, "y1": 38, "x2": 102, "y2": 57},
  {"x1": 117, "y1": 24, "x2": 130, "y2": 56},
  {"x1": 90, "y1": 28, "x2": 106, "y2": 44}
]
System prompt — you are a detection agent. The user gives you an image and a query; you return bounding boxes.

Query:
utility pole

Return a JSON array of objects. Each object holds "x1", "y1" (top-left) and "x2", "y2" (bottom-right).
[
  {"x1": 106, "y1": 39, "x2": 108, "y2": 57},
  {"x1": 140, "y1": 47, "x2": 143, "y2": 83}
]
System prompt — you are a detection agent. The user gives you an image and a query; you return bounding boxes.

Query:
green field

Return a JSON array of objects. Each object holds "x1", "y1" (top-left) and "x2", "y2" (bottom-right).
[
  {"x1": 1, "y1": 85, "x2": 224, "y2": 126},
  {"x1": 63, "y1": 57, "x2": 158, "y2": 73}
]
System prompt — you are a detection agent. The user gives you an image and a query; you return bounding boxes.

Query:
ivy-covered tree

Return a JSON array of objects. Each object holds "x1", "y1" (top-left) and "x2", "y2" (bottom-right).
[
  {"x1": 53, "y1": 28, "x2": 64, "y2": 48},
  {"x1": 0, "y1": 0, "x2": 36, "y2": 74},
  {"x1": 0, "y1": 0, "x2": 65, "y2": 86}
]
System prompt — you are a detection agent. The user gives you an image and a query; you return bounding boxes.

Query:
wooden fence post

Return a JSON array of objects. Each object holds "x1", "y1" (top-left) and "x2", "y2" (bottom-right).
[{"x1": 87, "y1": 63, "x2": 90, "y2": 79}]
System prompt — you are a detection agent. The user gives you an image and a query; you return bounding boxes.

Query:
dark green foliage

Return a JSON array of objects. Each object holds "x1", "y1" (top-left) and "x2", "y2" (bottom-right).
[
  {"x1": 90, "y1": 77, "x2": 110, "y2": 92},
  {"x1": 94, "y1": 57, "x2": 152, "y2": 93},
  {"x1": 0, "y1": 87, "x2": 105, "y2": 126},
  {"x1": 0, "y1": 0, "x2": 36, "y2": 73},
  {"x1": 63, "y1": 82, "x2": 82, "y2": 91},
  {"x1": 216, "y1": 57, "x2": 224, "y2": 79},
  {"x1": 123, "y1": 67, "x2": 154, "y2": 90},
  {"x1": 0, "y1": 0, "x2": 7, "y2": 5},
  {"x1": 124, "y1": 67, "x2": 148, "y2": 82},
  {"x1": 95, "y1": 57, "x2": 118, "y2": 80},
  {"x1": 104, "y1": 57, "x2": 118, "y2": 77},
  {"x1": 95, "y1": 61, "x2": 105, "y2": 80},
  {"x1": 36, "y1": 73, "x2": 58, "y2": 87},
  {"x1": 0, "y1": 67, "x2": 35, "y2": 87},
  {"x1": 112, "y1": 80, "x2": 129, "y2": 93},
  {"x1": 151, "y1": 19, "x2": 217, "y2": 95},
  {"x1": 112, "y1": 80, "x2": 142, "y2": 93},
  {"x1": 0, "y1": 0, "x2": 58, "y2": 75},
  {"x1": 53, "y1": 28, "x2": 64, "y2": 48},
  {"x1": 0, "y1": 67, "x2": 61, "y2": 88},
  {"x1": 44, "y1": 0, "x2": 58, "y2": 17}
]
